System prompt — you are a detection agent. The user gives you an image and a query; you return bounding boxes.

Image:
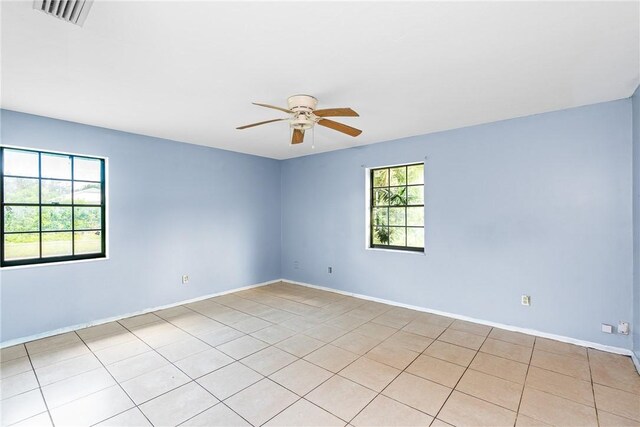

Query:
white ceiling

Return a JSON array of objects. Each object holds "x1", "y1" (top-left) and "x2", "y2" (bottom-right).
[{"x1": 2, "y1": 1, "x2": 639, "y2": 159}]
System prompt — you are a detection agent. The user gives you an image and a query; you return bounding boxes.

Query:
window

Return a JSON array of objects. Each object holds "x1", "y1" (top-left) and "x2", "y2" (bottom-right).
[
  {"x1": 0, "y1": 147, "x2": 106, "y2": 267},
  {"x1": 369, "y1": 163, "x2": 424, "y2": 252}
]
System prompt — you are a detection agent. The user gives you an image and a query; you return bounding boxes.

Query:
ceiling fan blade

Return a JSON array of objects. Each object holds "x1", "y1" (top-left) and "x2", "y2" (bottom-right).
[
  {"x1": 292, "y1": 129, "x2": 305, "y2": 144},
  {"x1": 317, "y1": 119, "x2": 362, "y2": 137},
  {"x1": 236, "y1": 118, "x2": 286, "y2": 130},
  {"x1": 313, "y1": 108, "x2": 359, "y2": 117},
  {"x1": 252, "y1": 103, "x2": 293, "y2": 114}
]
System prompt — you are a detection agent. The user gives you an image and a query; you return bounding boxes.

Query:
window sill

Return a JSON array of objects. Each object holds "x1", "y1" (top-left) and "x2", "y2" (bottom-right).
[
  {"x1": 365, "y1": 247, "x2": 426, "y2": 256},
  {"x1": 1, "y1": 256, "x2": 109, "y2": 270}
]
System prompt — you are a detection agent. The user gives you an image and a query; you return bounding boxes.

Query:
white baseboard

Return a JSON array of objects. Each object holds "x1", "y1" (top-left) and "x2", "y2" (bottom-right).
[
  {"x1": 0, "y1": 279, "x2": 280, "y2": 349},
  {"x1": 284, "y1": 279, "x2": 637, "y2": 360}
]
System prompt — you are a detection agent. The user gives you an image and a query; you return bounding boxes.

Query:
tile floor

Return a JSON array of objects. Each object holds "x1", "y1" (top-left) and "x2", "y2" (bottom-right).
[{"x1": 1, "y1": 282, "x2": 639, "y2": 426}]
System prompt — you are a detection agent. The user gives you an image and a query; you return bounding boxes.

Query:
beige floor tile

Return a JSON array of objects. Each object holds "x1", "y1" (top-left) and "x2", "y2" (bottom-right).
[
  {"x1": 197, "y1": 362, "x2": 263, "y2": 400},
  {"x1": 259, "y1": 308, "x2": 296, "y2": 324},
  {"x1": 174, "y1": 348, "x2": 234, "y2": 379},
  {"x1": 12, "y1": 411, "x2": 53, "y2": 427},
  {"x1": 156, "y1": 336, "x2": 211, "y2": 362},
  {"x1": 120, "y1": 363, "x2": 191, "y2": 404},
  {"x1": 430, "y1": 419, "x2": 454, "y2": 427},
  {"x1": 1, "y1": 369, "x2": 39, "y2": 399},
  {"x1": 455, "y1": 369, "x2": 523, "y2": 411},
  {"x1": 421, "y1": 314, "x2": 455, "y2": 328},
  {"x1": 50, "y1": 385, "x2": 134, "y2": 427},
  {"x1": 276, "y1": 335, "x2": 325, "y2": 357},
  {"x1": 118, "y1": 313, "x2": 161, "y2": 329},
  {"x1": 594, "y1": 384, "x2": 640, "y2": 421},
  {"x1": 41, "y1": 367, "x2": 115, "y2": 409},
  {"x1": 402, "y1": 320, "x2": 447, "y2": 339},
  {"x1": 304, "y1": 345, "x2": 359, "y2": 373},
  {"x1": 139, "y1": 381, "x2": 218, "y2": 426},
  {"x1": 225, "y1": 378, "x2": 298, "y2": 426},
  {"x1": 197, "y1": 326, "x2": 245, "y2": 347},
  {"x1": 279, "y1": 315, "x2": 320, "y2": 333},
  {"x1": 352, "y1": 395, "x2": 433, "y2": 426},
  {"x1": 106, "y1": 351, "x2": 168, "y2": 382},
  {"x1": 339, "y1": 357, "x2": 400, "y2": 392},
  {"x1": 438, "y1": 329, "x2": 486, "y2": 350},
  {"x1": 371, "y1": 312, "x2": 413, "y2": 329},
  {"x1": 307, "y1": 375, "x2": 377, "y2": 421},
  {"x1": 84, "y1": 331, "x2": 139, "y2": 352},
  {"x1": 265, "y1": 398, "x2": 345, "y2": 426},
  {"x1": 1, "y1": 344, "x2": 27, "y2": 362},
  {"x1": 0, "y1": 389, "x2": 47, "y2": 426},
  {"x1": 525, "y1": 366, "x2": 594, "y2": 406},
  {"x1": 233, "y1": 316, "x2": 272, "y2": 334},
  {"x1": 76, "y1": 322, "x2": 126, "y2": 340},
  {"x1": 439, "y1": 391, "x2": 516, "y2": 426},
  {"x1": 489, "y1": 329, "x2": 535, "y2": 347},
  {"x1": 250, "y1": 325, "x2": 297, "y2": 345},
  {"x1": 26, "y1": 333, "x2": 82, "y2": 355},
  {"x1": 241, "y1": 346, "x2": 297, "y2": 376},
  {"x1": 29, "y1": 342, "x2": 91, "y2": 369},
  {"x1": 332, "y1": 332, "x2": 381, "y2": 355},
  {"x1": 530, "y1": 349, "x2": 591, "y2": 381},
  {"x1": 1, "y1": 356, "x2": 32, "y2": 379},
  {"x1": 182, "y1": 403, "x2": 250, "y2": 426},
  {"x1": 515, "y1": 414, "x2": 550, "y2": 426},
  {"x1": 96, "y1": 408, "x2": 152, "y2": 426},
  {"x1": 304, "y1": 325, "x2": 349, "y2": 343},
  {"x1": 381, "y1": 372, "x2": 451, "y2": 416},
  {"x1": 217, "y1": 335, "x2": 269, "y2": 359},
  {"x1": 365, "y1": 342, "x2": 419, "y2": 370},
  {"x1": 519, "y1": 387, "x2": 598, "y2": 426},
  {"x1": 406, "y1": 354, "x2": 465, "y2": 388},
  {"x1": 535, "y1": 338, "x2": 587, "y2": 360},
  {"x1": 598, "y1": 411, "x2": 640, "y2": 426},
  {"x1": 449, "y1": 320, "x2": 492, "y2": 337},
  {"x1": 352, "y1": 323, "x2": 397, "y2": 341},
  {"x1": 424, "y1": 341, "x2": 476, "y2": 367},
  {"x1": 270, "y1": 359, "x2": 332, "y2": 396},
  {"x1": 35, "y1": 352, "x2": 102, "y2": 386},
  {"x1": 154, "y1": 305, "x2": 192, "y2": 319},
  {"x1": 589, "y1": 349, "x2": 640, "y2": 394},
  {"x1": 93, "y1": 338, "x2": 151, "y2": 366},
  {"x1": 469, "y1": 352, "x2": 528, "y2": 384},
  {"x1": 325, "y1": 314, "x2": 368, "y2": 331},
  {"x1": 480, "y1": 338, "x2": 532, "y2": 363},
  {"x1": 385, "y1": 331, "x2": 433, "y2": 353}
]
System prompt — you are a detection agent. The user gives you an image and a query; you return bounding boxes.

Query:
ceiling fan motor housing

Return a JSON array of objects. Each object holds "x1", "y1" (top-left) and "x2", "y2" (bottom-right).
[{"x1": 288, "y1": 95, "x2": 318, "y2": 130}]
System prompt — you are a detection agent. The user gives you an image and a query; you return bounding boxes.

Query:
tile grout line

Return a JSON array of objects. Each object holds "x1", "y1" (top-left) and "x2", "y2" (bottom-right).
[
  {"x1": 430, "y1": 324, "x2": 493, "y2": 424},
  {"x1": 586, "y1": 349, "x2": 601, "y2": 427},
  {"x1": 513, "y1": 336, "x2": 537, "y2": 426},
  {"x1": 21, "y1": 344, "x2": 56, "y2": 427}
]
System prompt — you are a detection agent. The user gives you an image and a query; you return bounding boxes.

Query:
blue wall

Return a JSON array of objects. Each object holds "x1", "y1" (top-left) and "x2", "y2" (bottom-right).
[
  {"x1": 633, "y1": 86, "x2": 640, "y2": 359},
  {"x1": 0, "y1": 110, "x2": 282, "y2": 343},
  {"x1": 281, "y1": 100, "x2": 634, "y2": 349}
]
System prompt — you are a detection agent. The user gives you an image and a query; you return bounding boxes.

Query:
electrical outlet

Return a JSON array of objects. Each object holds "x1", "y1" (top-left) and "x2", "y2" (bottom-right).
[
  {"x1": 601, "y1": 323, "x2": 613, "y2": 334},
  {"x1": 328, "y1": 267, "x2": 333, "y2": 274},
  {"x1": 618, "y1": 321, "x2": 630, "y2": 335},
  {"x1": 521, "y1": 295, "x2": 531, "y2": 306},
  {"x1": 182, "y1": 275, "x2": 189, "y2": 284}
]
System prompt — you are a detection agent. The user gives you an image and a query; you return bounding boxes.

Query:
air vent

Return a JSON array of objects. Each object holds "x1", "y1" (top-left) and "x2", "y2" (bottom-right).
[{"x1": 33, "y1": 0, "x2": 94, "y2": 26}]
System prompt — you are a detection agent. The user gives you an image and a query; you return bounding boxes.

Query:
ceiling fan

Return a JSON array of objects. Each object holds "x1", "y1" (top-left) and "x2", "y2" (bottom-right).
[{"x1": 236, "y1": 95, "x2": 362, "y2": 145}]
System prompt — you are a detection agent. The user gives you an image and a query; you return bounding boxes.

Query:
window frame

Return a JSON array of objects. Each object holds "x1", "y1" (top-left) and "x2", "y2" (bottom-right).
[
  {"x1": 367, "y1": 162, "x2": 425, "y2": 253},
  {"x1": 0, "y1": 146, "x2": 107, "y2": 267}
]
